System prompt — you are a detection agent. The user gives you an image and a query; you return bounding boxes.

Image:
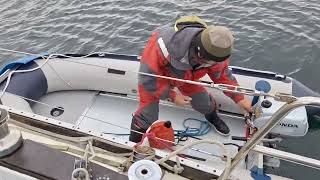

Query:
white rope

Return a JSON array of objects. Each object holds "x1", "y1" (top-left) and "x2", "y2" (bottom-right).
[
  {"x1": 0, "y1": 47, "x2": 236, "y2": 178},
  {"x1": 0, "y1": 51, "x2": 108, "y2": 99},
  {"x1": 2, "y1": 90, "x2": 225, "y2": 159},
  {"x1": 0, "y1": 48, "x2": 239, "y2": 158},
  {"x1": 0, "y1": 48, "x2": 241, "y2": 154},
  {"x1": 83, "y1": 139, "x2": 96, "y2": 162},
  {"x1": 46, "y1": 61, "x2": 73, "y2": 89},
  {"x1": 0, "y1": 47, "x2": 276, "y2": 99},
  {"x1": 155, "y1": 139, "x2": 231, "y2": 180},
  {"x1": 0, "y1": 49, "x2": 115, "y2": 98},
  {"x1": 0, "y1": 69, "x2": 10, "y2": 79},
  {"x1": 55, "y1": 58, "x2": 274, "y2": 98},
  {"x1": 0, "y1": 53, "x2": 52, "y2": 99}
]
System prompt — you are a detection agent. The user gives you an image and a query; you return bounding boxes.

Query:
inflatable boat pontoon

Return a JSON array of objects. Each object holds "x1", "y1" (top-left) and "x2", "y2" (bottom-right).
[{"x1": 1, "y1": 52, "x2": 320, "y2": 180}]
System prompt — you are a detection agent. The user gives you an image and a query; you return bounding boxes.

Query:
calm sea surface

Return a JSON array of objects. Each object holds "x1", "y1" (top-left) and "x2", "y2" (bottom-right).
[{"x1": 1, "y1": 0, "x2": 320, "y2": 179}]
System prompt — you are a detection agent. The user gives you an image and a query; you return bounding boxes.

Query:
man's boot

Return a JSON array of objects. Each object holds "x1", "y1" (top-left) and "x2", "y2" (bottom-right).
[
  {"x1": 129, "y1": 116, "x2": 148, "y2": 143},
  {"x1": 205, "y1": 111, "x2": 230, "y2": 136}
]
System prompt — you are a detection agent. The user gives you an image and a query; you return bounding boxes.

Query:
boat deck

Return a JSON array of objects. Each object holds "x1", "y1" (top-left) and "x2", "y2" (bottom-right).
[{"x1": 32, "y1": 90, "x2": 250, "y2": 169}]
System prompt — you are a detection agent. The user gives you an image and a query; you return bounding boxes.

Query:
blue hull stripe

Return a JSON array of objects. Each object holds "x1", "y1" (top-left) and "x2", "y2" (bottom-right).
[{"x1": 0, "y1": 52, "x2": 48, "y2": 75}]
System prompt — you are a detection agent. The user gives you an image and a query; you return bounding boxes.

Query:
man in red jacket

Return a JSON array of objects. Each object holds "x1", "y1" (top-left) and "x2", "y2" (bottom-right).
[{"x1": 130, "y1": 18, "x2": 252, "y2": 142}]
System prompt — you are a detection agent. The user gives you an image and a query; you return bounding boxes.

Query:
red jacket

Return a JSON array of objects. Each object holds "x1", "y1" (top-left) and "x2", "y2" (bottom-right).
[{"x1": 139, "y1": 31, "x2": 244, "y2": 103}]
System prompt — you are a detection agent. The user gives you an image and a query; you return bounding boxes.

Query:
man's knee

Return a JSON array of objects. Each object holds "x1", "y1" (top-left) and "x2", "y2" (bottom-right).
[{"x1": 190, "y1": 92, "x2": 215, "y2": 114}]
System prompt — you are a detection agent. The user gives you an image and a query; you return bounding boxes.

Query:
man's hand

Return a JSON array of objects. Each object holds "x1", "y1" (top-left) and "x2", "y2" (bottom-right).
[
  {"x1": 174, "y1": 94, "x2": 192, "y2": 107},
  {"x1": 237, "y1": 99, "x2": 253, "y2": 113}
]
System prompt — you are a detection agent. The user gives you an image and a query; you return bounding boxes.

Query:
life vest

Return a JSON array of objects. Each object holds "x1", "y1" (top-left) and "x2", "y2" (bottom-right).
[{"x1": 156, "y1": 16, "x2": 208, "y2": 70}]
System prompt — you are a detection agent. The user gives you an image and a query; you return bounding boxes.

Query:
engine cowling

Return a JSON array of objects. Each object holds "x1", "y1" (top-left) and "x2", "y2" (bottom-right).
[{"x1": 254, "y1": 97, "x2": 309, "y2": 137}]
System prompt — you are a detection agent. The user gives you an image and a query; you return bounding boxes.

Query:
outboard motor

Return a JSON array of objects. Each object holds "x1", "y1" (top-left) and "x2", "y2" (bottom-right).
[
  {"x1": 250, "y1": 79, "x2": 309, "y2": 137},
  {"x1": 291, "y1": 79, "x2": 320, "y2": 131},
  {"x1": 253, "y1": 96, "x2": 309, "y2": 137}
]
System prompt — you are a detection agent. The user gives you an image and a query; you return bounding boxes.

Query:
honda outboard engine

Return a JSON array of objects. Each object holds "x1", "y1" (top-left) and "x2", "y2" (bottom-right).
[{"x1": 253, "y1": 96, "x2": 308, "y2": 137}]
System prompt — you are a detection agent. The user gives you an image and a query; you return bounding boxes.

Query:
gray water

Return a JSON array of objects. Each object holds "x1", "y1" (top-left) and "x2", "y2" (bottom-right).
[{"x1": 0, "y1": 0, "x2": 319, "y2": 179}]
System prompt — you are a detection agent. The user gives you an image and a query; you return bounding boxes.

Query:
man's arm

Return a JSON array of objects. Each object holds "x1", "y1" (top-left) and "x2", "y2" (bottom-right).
[
  {"x1": 138, "y1": 32, "x2": 176, "y2": 101},
  {"x1": 208, "y1": 60, "x2": 252, "y2": 112},
  {"x1": 208, "y1": 60, "x2": 244, "y2": 103}
]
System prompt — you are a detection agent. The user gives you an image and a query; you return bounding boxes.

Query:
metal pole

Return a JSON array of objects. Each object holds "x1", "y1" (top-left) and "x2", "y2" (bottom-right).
[
  {"x1": 222, "y1": 96, "x2": 320, "y2": 177},
  {"x1": 253, "y1": 145, "x2": 320, "y2": 170},
  {"x1": 0, "y1": 108, "x2": 22, "y2": 158},
  {"x1": 0, "y1": 108, "x2": 9, "y2": 139}
]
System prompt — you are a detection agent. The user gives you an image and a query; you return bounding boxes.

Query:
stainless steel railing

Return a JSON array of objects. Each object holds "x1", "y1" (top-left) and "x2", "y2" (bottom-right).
[{"x1": 220, "y1": 96, "x2": 320, "y2": 178}]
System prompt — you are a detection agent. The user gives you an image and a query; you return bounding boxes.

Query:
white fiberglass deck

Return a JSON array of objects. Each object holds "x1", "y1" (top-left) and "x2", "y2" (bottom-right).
[{"x1": 33, "y1": 90, "x2": 249, "y2": 169}]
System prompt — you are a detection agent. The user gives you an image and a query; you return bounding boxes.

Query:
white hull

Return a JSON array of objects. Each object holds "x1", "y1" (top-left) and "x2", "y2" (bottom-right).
[{"x1": 0, "y1": 53, "x2": 319, "y2": 179}]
